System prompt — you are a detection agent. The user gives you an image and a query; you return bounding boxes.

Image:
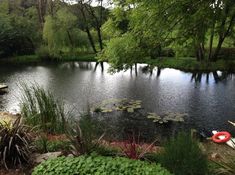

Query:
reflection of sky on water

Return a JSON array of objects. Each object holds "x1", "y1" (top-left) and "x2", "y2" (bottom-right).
[{"x1": 0, "y1": 62, "x2": 235, "y2": 134}]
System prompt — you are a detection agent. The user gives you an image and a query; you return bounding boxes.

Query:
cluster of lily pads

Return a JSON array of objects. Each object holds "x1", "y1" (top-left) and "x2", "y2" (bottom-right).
[
  {"x1": 93, "y1": 98, "x2": 142, "y2": 113},
  {"x1": 147, "y1": 112, "x2": 187, "y2": 124},
  {"x1": 93, "y1": 98, "x2": 187, "y2": 125}
]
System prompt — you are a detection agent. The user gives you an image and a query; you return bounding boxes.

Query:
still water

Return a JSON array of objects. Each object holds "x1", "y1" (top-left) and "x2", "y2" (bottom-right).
[{"x1": 0, "y1": 62, "x2": 235, "y2": 138}]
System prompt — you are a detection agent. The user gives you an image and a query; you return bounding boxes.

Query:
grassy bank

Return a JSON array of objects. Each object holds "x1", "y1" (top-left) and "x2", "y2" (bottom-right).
[
  {"x1": 146, "y1": 57, "x2": 235, "y2": 72},
  {"x1": 0, "y1": 54, "x2": 97, "y2": 64},
  {"x1": 1, "y1": 54, "x2": 235, "y2": 72}
]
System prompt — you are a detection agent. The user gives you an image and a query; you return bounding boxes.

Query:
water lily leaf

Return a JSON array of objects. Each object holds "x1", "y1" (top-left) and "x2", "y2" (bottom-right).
[
  {"x1": 133, "y1": 105, "x2": 141, "y2": 109},
  {"x1": 153, "y1": 119, "x2": 159, "y2": 123},
  {"x1": 147, "y1": 115, "x2": 156, "y2": 119},
  {"x1": 127, "y1": 108, "x2": 134, "y2": 113},
  {"x1": 101, "y1": 108, "x2": 113, "y2": 113}
]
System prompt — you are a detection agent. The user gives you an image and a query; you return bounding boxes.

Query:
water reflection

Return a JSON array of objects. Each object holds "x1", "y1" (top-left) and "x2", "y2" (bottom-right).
[
  {"x1": 0, "y1": 62, "x2": 235, "y2": 134},
  {"x1": 190, "y1": 71, "x2": 232, "y2": 83}
]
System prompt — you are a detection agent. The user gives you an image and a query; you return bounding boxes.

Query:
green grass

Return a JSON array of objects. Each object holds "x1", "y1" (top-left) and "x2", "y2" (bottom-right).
[
  {"x1": 60, "y1": 53, "x2": 96, "y2": 62},
  {"x1": 0, "y1": 53, "x2": 97, "y2": 63},
  {"x1": 1, "y1": 55, "x2": 40, "y2": 63},
  {"x1": 146, "y1": 57, "x2": 235, "y2": 72}
]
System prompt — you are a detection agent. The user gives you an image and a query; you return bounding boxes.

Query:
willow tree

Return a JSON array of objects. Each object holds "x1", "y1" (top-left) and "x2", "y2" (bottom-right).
[{"x1": 43, "y1": 7, "x2": 89, "y2": 56}]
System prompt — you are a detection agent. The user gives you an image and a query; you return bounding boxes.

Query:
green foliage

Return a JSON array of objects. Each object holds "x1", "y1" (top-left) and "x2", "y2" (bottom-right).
[
  {"x1": 158, "y1": 132, "x2": 208, "y2": 175},
  {"x1": 34, "y1": 137, "x2": 70, "y2": 153},
  {"x1": 35, "y1": 45, "x2": 52, "y2": 60},
  {"x1": 43, "y1": 7, "x2": 90, "y2": 58},
  {"x1": 92, "y1": 144, "x2": 119, "y2": 157},
  {"x1": 101, "y1": 0, "x2": 235, "y2": 70},
  {"x1": 99, "y1": 33, "x2": 144, "y2": 72},
  {"x1": 20, "y1": 84, "x2": 68, "y2": 134},
  {"x1": 0, "y1": 117, "x2": 32, "y2": 170},
  {"x1": 33, "y1": 156, "x2": 171, "y2": 175},
  {"x1": 0, "y1": 1, "x2": 40, "y2": 58},
  {"x1": 67, "y1": 112, "x2": 105, "y2": 156},
  {"x1": 146, "y1": 57, "x2": 235, "y2": 72}
]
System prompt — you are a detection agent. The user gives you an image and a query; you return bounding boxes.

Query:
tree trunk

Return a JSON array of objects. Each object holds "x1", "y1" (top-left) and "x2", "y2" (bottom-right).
[
  {"x1": 97, "y1": 27, "x2": 103, "y2": 50},
  {"x1": 212, "y1": 15, "x2": 235, "y2": 61},
  {"x1": 67, "y1": 30, "x2": 74, "y2": 49},
  {"x1": 79, "y1": 2, "x2": 97, "y2": 54},
  {"x1": 37, "y1": 0, "x2": 47, "y2": 30},
  {"x1": 212, "y1": 5, "x2": 235, "y2": 61},
  {"x1": 86, "y1": 27, "x2": 97, "y2": 53},
  {"x1": 84, "y1": 1, "x2": 104, "y2": 70},
  {"x1": 195, "y1": 43, "x2": 205, "y2": 61},
  {"x1": 212, "y1": 37, "x2": 224, "y2": 61},
  {"x1": 208, "y1": 21, "x2": 215, "y2": 61}
]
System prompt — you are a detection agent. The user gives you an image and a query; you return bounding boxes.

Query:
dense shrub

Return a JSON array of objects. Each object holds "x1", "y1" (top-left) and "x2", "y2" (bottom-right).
[
  {"x1": 33, "y1": 156, "x2": 171, "y2": 175},
  {"x1": 20, "y1": 84, "x2": 68, "y2": 134},
  {"x1": 158, "y1": 132, "x2": 208, "y2": 175},
  {"x1": 0, "y1": 117, "x2": 32, "y2": 169}
]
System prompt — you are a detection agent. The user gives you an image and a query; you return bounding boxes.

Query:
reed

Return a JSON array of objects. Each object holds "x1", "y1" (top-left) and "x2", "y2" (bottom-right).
[{"x1": 20, "y1": 83, "x2": 68, "y2": 134}]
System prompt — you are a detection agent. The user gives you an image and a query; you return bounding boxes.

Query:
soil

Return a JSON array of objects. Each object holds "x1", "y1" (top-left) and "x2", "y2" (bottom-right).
[{"x1": 0, "y1": 166, "x2": 32, "y2": 175}]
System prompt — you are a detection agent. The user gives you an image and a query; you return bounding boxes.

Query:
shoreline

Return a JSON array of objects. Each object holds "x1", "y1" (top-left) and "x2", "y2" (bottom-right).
[{"x1": 1, "y1": 55, "x2": 235, "y2": 73}]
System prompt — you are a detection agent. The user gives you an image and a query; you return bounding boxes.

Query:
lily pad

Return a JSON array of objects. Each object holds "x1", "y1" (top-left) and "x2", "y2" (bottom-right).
[
  {"x1": 127, "y1": 108, "x2": 134, "y2": 113},
  {"x1": 146, "y1": 112, "x2": 187, "y2": 124}
]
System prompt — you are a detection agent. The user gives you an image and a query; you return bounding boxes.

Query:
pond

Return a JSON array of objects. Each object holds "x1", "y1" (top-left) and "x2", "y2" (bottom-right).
[{"x1": 0, "y1": 62, "x2": 235, "y2": 140}]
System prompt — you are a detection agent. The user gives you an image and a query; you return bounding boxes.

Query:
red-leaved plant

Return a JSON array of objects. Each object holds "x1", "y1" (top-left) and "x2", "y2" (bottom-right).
[{"x1": 117, "y1": 134, "x2": 158, "y2": 160}]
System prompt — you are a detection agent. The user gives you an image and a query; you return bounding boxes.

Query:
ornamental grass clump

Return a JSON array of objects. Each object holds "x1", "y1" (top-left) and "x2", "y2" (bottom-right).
[
  {"x1": 66, "y1": 112, "x2": 105, "y2": 156},
  {"x1": 0, "y1": 117, "x2": 32, "y2": 170},
  {"x1": 20, "y1": 84, "x2": 68, "y2": 134},
  {"x1": 158, "y1": 132, "x2": 208, "y2": 175}
]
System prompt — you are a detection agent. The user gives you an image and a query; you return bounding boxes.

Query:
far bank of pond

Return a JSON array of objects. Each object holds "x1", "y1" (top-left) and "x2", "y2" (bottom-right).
[{"x1": 1, "y1": 55, "x2": 235, "y2": 72}]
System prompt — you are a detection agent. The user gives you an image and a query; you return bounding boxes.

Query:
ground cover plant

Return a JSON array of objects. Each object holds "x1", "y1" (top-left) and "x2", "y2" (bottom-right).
[{"x1": 32, "y1": 156, "x2": 171, "y2": 175}]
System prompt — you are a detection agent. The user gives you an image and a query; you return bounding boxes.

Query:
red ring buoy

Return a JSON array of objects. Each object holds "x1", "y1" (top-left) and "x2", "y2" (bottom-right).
[{"x1": 212, "y1": 131, "x2": 231, "y2": 143}]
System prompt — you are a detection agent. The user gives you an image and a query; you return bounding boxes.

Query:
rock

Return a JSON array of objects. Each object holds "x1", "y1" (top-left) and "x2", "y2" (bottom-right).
[
  {"x1": 33, "y1": 152, "x2": 62, "y2": 164},
  {"x1": 67, "y1": 154, "x2": 74, "y2": 157},
  {"x1": 0, "y1": 112, "x2": 19, "y2": 124}
]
